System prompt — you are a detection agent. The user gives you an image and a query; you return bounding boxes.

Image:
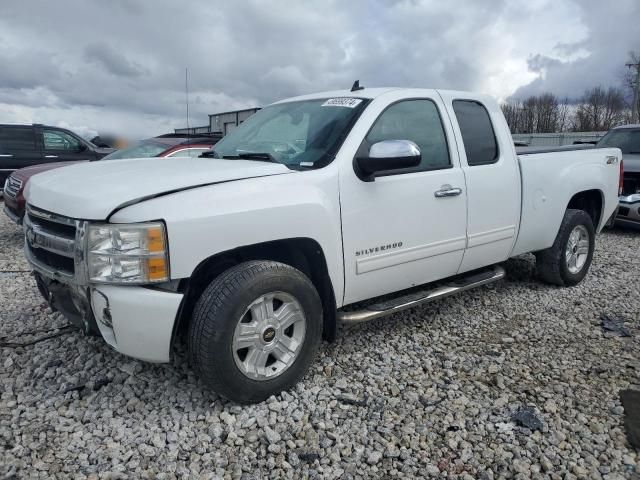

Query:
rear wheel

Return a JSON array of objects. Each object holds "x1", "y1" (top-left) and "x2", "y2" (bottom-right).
[
  {"x1": 535, "y1": 209, "x2": 595, "y2": 286},
  {"x1": 188, "y1": 260, "x2": 322, "y2": 403}
]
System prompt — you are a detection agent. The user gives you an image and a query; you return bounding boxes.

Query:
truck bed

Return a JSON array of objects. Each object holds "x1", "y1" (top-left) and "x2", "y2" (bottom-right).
[{"x1": 511, "y1": 147, "x2": 621, "y2": 257}]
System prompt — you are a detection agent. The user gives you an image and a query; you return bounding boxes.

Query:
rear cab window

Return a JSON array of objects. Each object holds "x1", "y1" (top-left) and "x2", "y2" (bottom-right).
[{"x1": 452, "y1": 100, "x2": 499, "y2": 166}]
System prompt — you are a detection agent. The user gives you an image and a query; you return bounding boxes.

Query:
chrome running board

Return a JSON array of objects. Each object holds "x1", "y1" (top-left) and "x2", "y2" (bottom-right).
[{"x1": 338, "y1": 265, "x2": 506, "y2": 324}]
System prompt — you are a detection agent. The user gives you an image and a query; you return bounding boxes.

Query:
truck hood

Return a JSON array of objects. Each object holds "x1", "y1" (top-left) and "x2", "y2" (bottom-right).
[{"x1": 25, "y1": 156, "x2": 293, "y2": 220}]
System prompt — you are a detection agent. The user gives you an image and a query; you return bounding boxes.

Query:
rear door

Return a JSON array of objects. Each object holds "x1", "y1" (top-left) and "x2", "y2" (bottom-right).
[
  {"x1": 42, "y1": 128, "x2": 96, "y2": 163},
  {"x1": 0, "y1": 126, "x2": 42, "y2": 186},
  {"x1": 438, "y1": 92, "x2": 521, "y2": 273}
]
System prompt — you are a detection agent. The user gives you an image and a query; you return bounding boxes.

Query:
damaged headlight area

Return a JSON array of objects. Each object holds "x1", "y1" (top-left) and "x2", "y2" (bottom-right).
[{"x1": 87, "y1": 222, "x2": 169, "y2": 284}]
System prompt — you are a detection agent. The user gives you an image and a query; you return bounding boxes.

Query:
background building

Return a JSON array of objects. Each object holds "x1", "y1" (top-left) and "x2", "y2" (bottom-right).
[{"x1": 175, "y1": 108, "x2": 260, "y2": 136}]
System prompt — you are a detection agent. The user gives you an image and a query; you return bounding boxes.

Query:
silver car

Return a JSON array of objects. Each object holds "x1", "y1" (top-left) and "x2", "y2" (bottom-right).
[{"x1": 597, "y1": 125, "x2": 640, "y2": 227}]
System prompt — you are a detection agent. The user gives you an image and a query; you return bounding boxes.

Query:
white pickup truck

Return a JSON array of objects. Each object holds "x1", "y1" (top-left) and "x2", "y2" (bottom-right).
[{"x1": 24, "y1": 87, "x2": 622, "y2": 403}]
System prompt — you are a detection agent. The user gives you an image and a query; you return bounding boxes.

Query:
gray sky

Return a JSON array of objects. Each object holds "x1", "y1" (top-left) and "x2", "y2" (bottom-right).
[{"x1": 1, "y1": 0, "x2": 638, "y2": 138}]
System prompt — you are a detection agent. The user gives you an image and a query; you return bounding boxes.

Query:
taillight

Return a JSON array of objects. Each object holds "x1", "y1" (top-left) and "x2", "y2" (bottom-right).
[{"x1": 619, "y1": 159, "x2": 624, "y2": 196}]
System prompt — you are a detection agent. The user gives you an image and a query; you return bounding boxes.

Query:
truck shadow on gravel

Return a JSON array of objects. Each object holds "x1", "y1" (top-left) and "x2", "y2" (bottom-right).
[{"x1": 607, "y1": 224, "x2": 640, "y2": 235}]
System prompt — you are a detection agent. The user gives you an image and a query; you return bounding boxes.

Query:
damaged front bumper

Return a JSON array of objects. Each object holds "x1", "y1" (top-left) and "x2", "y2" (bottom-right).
[{"x1": 24, "y1": 205, "x2": 183, "y2": 363}]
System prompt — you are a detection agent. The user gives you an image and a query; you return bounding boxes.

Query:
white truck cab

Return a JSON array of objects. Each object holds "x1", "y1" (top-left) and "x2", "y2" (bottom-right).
[{"x1": 24, "y1": 87, "x2": 622, "y2": 403}]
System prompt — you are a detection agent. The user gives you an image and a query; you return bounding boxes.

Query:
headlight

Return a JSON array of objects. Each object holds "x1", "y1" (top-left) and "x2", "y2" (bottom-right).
[{"x1": 87, "y1": 222, "x2": 169, "y2": 284}]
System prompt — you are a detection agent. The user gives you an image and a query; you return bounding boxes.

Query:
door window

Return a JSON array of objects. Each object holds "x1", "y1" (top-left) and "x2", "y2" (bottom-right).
[
  {"x1": 364, "y1": 99, "x2": 451, "y2": 174},
  {"x1": 452, "y1": 100, "x2": 499, "y2": 166},
  {"x1": 0, "y1": 127, "x2": 36, "y2": 150},
  {"x1": 596, "y1": 129, "x2": 640, "y2": 154},
  {"x1": 43, "y1": 130, "x2": 83, "y2": 151}
]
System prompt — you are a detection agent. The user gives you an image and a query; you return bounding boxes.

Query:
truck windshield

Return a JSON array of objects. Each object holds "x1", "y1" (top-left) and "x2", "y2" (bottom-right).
[
  {"x1": 597, "y1": 129, "x2": 640, "y2": 154},
  {"x1": 211, "y1": 98, "x2": 368, "y2": 169},
  {"x1": 102, "y1": 140, "x2": 168, "y2": 160}
]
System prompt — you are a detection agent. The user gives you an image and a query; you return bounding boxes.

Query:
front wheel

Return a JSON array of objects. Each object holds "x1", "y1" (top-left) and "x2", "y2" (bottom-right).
[
  {"x1": 535, "y1": 209, "x2": 595, "y2": 286},
  {"x1": 188, "y1": 260, "x2": 322, "y2": 404}
]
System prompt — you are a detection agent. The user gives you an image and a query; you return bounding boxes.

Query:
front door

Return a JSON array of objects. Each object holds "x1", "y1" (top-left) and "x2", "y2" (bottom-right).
[
  {"x1": 339, "y1": 91, "x2": 468, "y2": 305},
  {"x1": 42, "y1": 128, "x2": 95, "y2": 164}
]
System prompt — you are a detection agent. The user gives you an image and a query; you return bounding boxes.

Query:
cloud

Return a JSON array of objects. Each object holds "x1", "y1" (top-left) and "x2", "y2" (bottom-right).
[
  {"x1": 84, "y1": 42, "x2": 144, "y2": 78},
  {"x1": 511, "y1": 0, "x2": 640, "y2": 101},
  {"x1": 0, "y1": 0, "x2": 637, "y2": 137}
]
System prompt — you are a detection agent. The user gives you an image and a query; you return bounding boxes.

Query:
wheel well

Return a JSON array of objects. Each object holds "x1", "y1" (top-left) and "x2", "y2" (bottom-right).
[
  {"x1": 172, "y1": 238, "x2": 337, "y2": 347},
  {"x1": 567, "y1": 190, "x2": 603, "y2": 228}
]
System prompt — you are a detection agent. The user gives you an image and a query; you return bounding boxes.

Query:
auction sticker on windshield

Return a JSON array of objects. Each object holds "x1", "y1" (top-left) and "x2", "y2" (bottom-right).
[{"x1": 322, "y1": 98, "x2": 363, "y2": 108}]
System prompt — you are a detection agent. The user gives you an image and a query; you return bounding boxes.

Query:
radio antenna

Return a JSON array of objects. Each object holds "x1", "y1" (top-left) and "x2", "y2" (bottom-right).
[{"x1": 185, "y1": 67, "x2": 190, "y2": 143}]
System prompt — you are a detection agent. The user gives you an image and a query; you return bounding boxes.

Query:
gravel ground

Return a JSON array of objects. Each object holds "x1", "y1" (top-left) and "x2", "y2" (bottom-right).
[{"x1": 1, "y1": 206, "x2": 639, "y2": 479}]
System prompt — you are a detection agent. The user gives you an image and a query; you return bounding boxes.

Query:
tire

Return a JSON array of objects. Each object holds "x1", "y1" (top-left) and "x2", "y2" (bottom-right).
[
  {"x1": 188, "y1": 260, "x2": 322, "y2": 404},
  {"x1": 535, "y1": 209, "x2": 595, "y2": 286}
]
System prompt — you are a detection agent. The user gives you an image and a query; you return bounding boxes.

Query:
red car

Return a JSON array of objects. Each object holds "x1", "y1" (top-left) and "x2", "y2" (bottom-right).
[{"x1": 3, "y1": 135, "x2": 220, "y2": 223}]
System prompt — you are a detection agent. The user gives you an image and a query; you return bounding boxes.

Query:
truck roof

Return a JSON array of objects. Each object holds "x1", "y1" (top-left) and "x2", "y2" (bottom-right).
[
  {"x1": 273, "y1": 87, "x2": 494, "y2": 105},
  {"x1": 273, "y1": 88, "x2": 400, "y2": 103}
]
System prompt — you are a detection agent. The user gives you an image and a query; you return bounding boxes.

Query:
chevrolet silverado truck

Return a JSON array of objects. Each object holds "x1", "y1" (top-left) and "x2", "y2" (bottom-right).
[{"x1": 23, "y1": 87, "x2": 622, "y2": 403}]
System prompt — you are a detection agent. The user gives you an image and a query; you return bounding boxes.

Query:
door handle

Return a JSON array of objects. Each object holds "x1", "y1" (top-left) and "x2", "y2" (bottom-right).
[
  {"x1": 434, "y1": 185, "x2": 463, "y2": 198},
  {"x1": 45, "y1": 155, "x2": 58, "y2": 159},
  {"x1": 0, "y1": 154, "x2": 13, "y2": 158}
]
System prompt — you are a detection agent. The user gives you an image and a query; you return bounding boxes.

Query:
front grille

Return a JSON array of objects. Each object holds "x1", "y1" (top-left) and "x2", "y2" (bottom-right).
[
  {"x1": 25, "y1": 206, "x2": 78, "y2": 277},
  {"x1": 619, "y1": 206, "x2": 630, "y2": 217},
  {"x1": 4, "y1": 176, "x2": 22, "y2": 198},
  {"x1": 31, "y1": 247, "x2": 75, "y2": 273},
  {"x1": 29, "y1": 213, "x2": 76, "y2": 238}
]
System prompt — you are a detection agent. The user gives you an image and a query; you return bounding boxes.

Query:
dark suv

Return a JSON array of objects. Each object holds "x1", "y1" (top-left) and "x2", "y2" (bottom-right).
[
  {"x1": 596, "y1": 124, "x2": 640, "y2": 227},
  {"x1": 0, "y1": 124, "x2": 113, "y2": 193}
]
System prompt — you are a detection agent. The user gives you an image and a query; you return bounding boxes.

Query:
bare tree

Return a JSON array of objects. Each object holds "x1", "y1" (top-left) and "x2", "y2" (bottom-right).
[
  {"x1": 574, "y1": 86, "x2": 627, "y2": 131},
  {"x1": 501, "y1": 93, "x2": 565, "y2": 133},
  {"x1": 535, "y1": 93, "x2": 560, "y2": 133},
  {"x1": 557, "y1": 97, "x2": 571, "y2": 132},
  {"x1": 501, "y1": 102, "x2": 517, "y2": 132},
  {"x1": 501, "y1": 100, "x2": 526, "y2": 133},
  {"x1": 624, "y1": 51, "x2": 640, "y2": 123}
]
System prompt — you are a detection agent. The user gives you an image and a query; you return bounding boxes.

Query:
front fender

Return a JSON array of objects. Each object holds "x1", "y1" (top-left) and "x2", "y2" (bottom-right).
[{"x1": 110, "y1": 168, "x2": 345, "y2": 304}]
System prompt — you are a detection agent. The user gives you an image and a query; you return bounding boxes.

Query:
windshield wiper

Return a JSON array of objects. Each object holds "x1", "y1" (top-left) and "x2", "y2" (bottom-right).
[
  {"x1": 199, "y1": 150, "x2": 276, "y2": 162},
  {"x1": 232, "y1": 151, "x2": 279, "y2": 163}
]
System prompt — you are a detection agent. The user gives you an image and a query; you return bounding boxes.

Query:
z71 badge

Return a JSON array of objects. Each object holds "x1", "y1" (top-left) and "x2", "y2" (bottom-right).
[{"x1": 355, "y1": 242, "x2": 403, "y2": 257}]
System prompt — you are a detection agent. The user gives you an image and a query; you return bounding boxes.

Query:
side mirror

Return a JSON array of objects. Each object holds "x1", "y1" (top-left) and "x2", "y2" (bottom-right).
[
  {"x1": 355, "y1": 140, "x2": 421, "y2": 181},
  {"x1": 77, "y1": 143, "x2": 88, "y2": 152}
]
